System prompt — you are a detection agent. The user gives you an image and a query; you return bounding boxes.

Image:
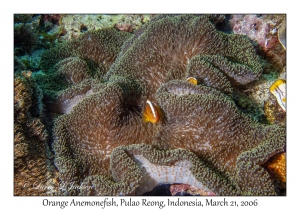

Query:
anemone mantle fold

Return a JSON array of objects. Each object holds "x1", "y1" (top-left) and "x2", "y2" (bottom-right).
[{"x1": 39, "y1": 15, "x2": 286, "y2": 196}]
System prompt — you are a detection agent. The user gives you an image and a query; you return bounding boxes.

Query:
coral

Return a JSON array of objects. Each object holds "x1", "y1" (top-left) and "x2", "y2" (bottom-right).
[
  {"x1": 236, "y1": 69, "x2": 286, "y2": 127},
  {"x1": 14, "y1": 56, "x2": 27, "y2": 72},
  {"x1": 42, "y1": 14, "x2": 61, "y2": 25},
  {"x1": 45, "y1": 15, "x2": 285, "y2": 196},
  {"x1": 229, "y1": 14, "x2": 286, "y2": 74},
  {"x1": 230, "y1": 15, "x2": 272, "y2": 51},
  {"x1": 232, "y1": 91, "x2": 266, "y2": 122},
  {"x1": 264, "y1": 98, "x2": 286, "y2": 126},
  {"x1": 14, "y1": 14, "x2": 34, "y2": 23},
  {"x1": 239, "y1": 70, "x2": 285, "y2": 111},
  {"x1": 16, "y1": 49, "x2": 46, "y2": 73},
  {"x1": 169, "y1": 184, "x2": 192, "y2": 195},
  {"x1": 115, "y1": 22, "x2": 135, "y2": 32},
  {"x1": 14, "y1": 74, "x2": 57, "y2": 195},
  {"x1": 14, "y1": 15, "x2": 41, "y2": 56},
  {"x1": 265, "y1": 152, "x2": 286, "y2": 183},
  {"x1": 169, "y1": 184, "x2": 215, "y2": 196},
  {"x1": 56, "y1": 14, "x2": 154, "y2": 41}
]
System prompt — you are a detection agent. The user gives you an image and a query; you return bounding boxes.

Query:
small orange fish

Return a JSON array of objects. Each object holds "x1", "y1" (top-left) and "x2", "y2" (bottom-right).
[
  {"x1": 142, "y1": 100, "x2": 160, "y2": 124},
  {"x1": 186, "y1": 77, "x2": 198, "y2": 85}
]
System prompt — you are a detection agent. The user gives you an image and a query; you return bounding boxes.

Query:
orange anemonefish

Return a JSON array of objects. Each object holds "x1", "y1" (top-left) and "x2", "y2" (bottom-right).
[
  {"x1": 142, "y1": 100, "x2": 160, "y2": 124},
  {"x1": 186, "y1": 77, "x2": 198, "y2": 85},
  {"x1": 269, "y1": 79, "x2": 286, "y2": 112}
]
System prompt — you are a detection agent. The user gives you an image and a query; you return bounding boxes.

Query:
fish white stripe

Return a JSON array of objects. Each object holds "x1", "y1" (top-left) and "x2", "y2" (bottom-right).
[{"x1": 146, "y1": 100, "x2": 156, "y2": 118}]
